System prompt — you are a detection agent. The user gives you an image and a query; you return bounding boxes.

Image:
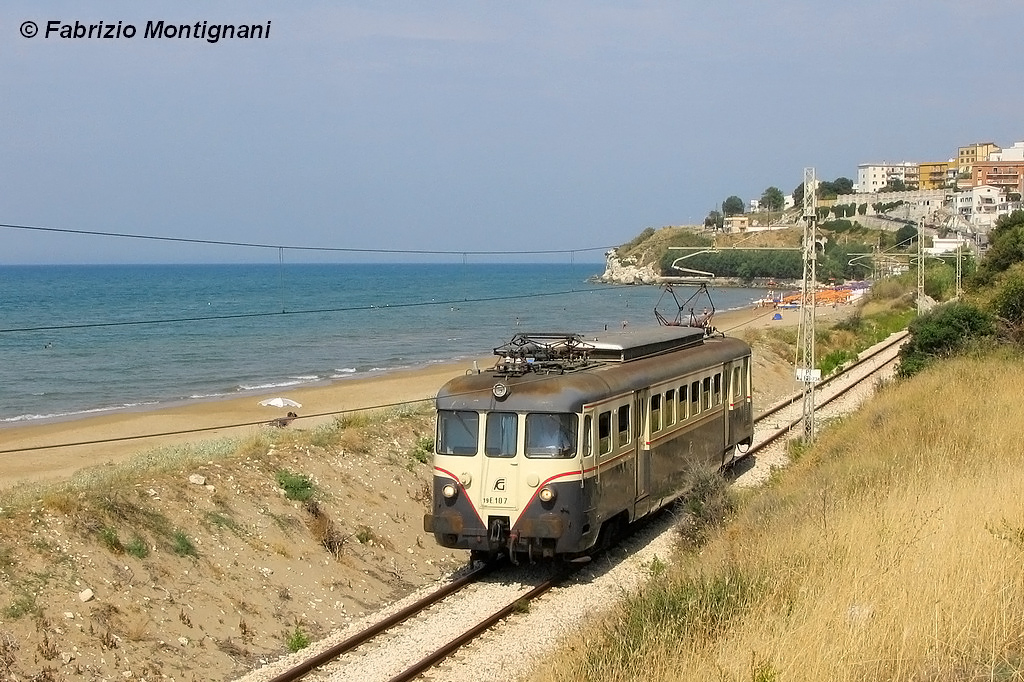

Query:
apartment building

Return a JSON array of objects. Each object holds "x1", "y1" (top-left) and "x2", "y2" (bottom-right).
[
  {"x1": 991, "y1": 141, "x2": 1024, "y2": 162},
  {"x1": 918, "y1": 160, "x2": 956, "y2": 190},
  {"x1": 954, "y1": 185, "x2": 1010, "y2": 229},
  {"x1": 968, "y1": 162, "x2": 1024, "y2": 195},
  {"x1": 856, "y1": 162, "x2": 919, "y2": 192},
  {"x1": 957, "y1": 142, "x2": 1001, "y2": 174}
]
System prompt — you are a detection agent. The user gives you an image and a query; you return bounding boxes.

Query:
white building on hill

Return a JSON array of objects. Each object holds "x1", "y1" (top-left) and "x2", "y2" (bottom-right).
[
  {"x1": 857, "y1": 162, "x2": 919, "y2": 192},
  {"x1": 954, "y1": 185, "x2": 1012, "y2": 229}
]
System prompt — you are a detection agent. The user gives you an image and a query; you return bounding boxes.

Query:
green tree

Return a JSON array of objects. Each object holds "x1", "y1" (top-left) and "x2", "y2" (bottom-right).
[
  {"x1": 759, "y1": 186, "x2": 784, "y2": 212},
  {"x1": 817, "y1": 178, "x2": 850, "y2": 199},
  {"x1": 792, "y1": 181, "x2": 804, "y2": 208},
  {"x1": 704, "y1": 210, "x2": 724, "y2": 231},
  {"x1": 832, "y1": 177, "x2": 854, "y2": 195},
  {"x1": 975, "y1": 210, "x2": 1024, "y2": 280},
  {"x1": 897, "y1": 302, "x2": 994, "y2": 377},
  {"x1": 879, "y1": 178, "x2": 908, "y2": 192},
  {"x1": 895, "y1": 224, "x2": 918, "y2": 248},
  {"x1": 722, "y1": 195, "x2": 745, "y2": 216}
]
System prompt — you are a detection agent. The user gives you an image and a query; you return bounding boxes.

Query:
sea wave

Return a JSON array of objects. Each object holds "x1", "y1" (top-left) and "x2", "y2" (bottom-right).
[
  {"x1": 1, "y1": 401, "x2": 161, "y2": 425},
  {"x1": 235, "y1": 379, "x2": 306, "y2": 391}
]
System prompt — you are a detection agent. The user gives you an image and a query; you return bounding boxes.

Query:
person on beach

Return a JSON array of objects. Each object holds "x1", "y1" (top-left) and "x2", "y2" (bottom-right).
[{"x1": 273, "y1": 411, "x2": 298, "y2": 428}]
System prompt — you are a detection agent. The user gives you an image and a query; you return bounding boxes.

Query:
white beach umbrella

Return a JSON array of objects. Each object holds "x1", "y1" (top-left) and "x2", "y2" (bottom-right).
[{"x1": 258, "y1": 397, "x2": 302, "y2": 409}]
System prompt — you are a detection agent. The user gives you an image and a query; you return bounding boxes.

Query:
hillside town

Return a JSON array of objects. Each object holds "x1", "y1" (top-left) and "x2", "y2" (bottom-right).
[{"x1": 730, "y1": 139, "x2": 1024, "y2": 256}]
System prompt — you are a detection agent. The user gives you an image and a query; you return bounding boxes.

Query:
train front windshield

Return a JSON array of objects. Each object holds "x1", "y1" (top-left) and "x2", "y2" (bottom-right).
[
  {"x1": 437, "y1": 410, "x2": 578, "y2": 458},
  {"x1": 437, "y1": 410, "x2": 478, "y2": 455},
  {"x1": 525, "y1": 413, "x2": 577, "y2": 458}
]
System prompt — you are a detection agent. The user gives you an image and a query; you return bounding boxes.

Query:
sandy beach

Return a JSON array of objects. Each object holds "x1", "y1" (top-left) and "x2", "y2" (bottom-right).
[{"x1": 0, "y1": 304, "x2": 848, "y2": 491}]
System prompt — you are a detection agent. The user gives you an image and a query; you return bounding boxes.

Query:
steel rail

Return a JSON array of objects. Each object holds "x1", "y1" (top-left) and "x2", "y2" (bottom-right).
[
  {"x1": 386, "y1": 572, "x2": 568, "y2": 682},
  {"x1": 753, "y1": 330, "x2": 908, "y2": 424},
  {"x1": 745, "y1": 341, "x2": 902, "y2": 457},
  {"x1": 266, "y1": 563, "x2": 496, "y2": 682}
]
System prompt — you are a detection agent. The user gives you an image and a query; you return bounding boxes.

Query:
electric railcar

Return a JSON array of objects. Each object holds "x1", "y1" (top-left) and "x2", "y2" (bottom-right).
[{"x1": 423, "y1": 326, "x2": 753, "y2": 561}]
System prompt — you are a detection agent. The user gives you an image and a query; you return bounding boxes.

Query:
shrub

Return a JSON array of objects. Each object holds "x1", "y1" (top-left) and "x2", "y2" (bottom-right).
[
  {"x1": 409, "y1": 436, "x2": 433, "y2": 464},
  {"x1": 98, "y1": 527, "x2": 124, "y2": 553},
  {"x1": 286, "y1": 626, "x2": 310, "y2": 652},
  {"x1": 276, "y1": 470, "x2": 315, "y2": 502},
  {"x1": 897, "y1": 302, "x2": 994, "y2": 377},
  {"x1": 675, "y1": 469, "x2": 734, "y2": 549},
  {"x1": 992, "y1": 268, "x2": 1024, "y2": 326},
  {"x1": 870, "y1": 278, "x2": 913, "y2": 301},
  {"x1": 820, "y1": 349, "x2": 858, "y2": 376},
  {"x1": 125, "y1": 537, "x2": 149, "y2": 559},
  {"x1": 355, "y1": 526, "x2": 376, "y2": 545},
  {"x1": 833, "y1": 310, "x2": 863, "y2": 332},
  {"x1": 171, "y1": 531, "x2": 198, "y2": 558},
  {"x1": 0, "y1": 545, "x2": 13, "y2": 574}
]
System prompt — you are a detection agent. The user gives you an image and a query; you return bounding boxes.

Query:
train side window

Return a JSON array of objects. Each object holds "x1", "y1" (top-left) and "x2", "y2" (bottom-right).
[
  {"x1": 598, "y1": 411, "x2": 612, "y2": 455},
  {"x1": 437, "y1": 410, "x2": 479, "y2": 456},
  {"x1": 732, "y1": 366, "x2": 742, "y2": 404},
  {"x1": 712, "y1": 373, "x2": 722, "y2": 406},
  {"x1": 665, "y1": 389, "x2": 676, "y2": 426},
  {"x1": 583, "y1": 415, "x2": 593, "y2": 456},
  {"x1": 484, "y1": 412, "x2": 518, "y2": 458},
  {"x1": 617, "y1": 405, "x2": 630, "y2": 448},
  {"x1": 525, "y1": 413, "x2": 578, "y2": 458},
  {"x1": 679, "y1": 384, "x2": 688, "y2": 421},
  {"x1": 702, "y1": 377, "x2": 712, "y2": 410},
  {"x1": 690, "y1": 381, "x2": 700, "y2": 416},
  {"x1": 650, "y1": 394, "x2": 662, "y2": 433}
]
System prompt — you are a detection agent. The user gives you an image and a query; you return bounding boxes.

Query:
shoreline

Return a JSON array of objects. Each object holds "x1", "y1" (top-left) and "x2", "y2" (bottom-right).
[{"x1": 0, "y1": 304, "x2": 852, "y2": 491}]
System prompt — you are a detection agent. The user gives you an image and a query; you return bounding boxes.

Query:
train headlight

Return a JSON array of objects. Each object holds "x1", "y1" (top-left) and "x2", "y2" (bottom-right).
[
  {"x1": 538, "y1": 487, "x2": 556, "y2": 503},
  {"x1": 442, "y1": 484, "x2": 458, "y2": 499},
  {"x1": 492, "y1": 382, "x2": 509, "y2": 399}
]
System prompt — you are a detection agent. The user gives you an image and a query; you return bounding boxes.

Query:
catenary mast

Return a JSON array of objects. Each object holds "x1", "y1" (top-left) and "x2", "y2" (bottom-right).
[{"x1": 797, "y1": 167, "x2": 818, "y2": 441}]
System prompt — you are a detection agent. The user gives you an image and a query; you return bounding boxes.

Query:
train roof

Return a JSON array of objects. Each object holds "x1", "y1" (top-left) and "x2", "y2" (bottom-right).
[
  {"x1": 437, "y1": 328, "x2": 750, "y2": 413},
  {"x1": 577, "y1": 326, "x2": 706, "y2": 362}
]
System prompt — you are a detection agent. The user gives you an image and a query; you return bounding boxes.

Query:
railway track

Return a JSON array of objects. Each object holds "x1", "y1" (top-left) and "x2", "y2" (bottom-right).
[
  {"x1": 239, "y1": 331, "x2": 908, "y2": 682},
  {"x1": 237, "y1": 560, "x2": 574, "y2": 682},
  {"x1": 753, "y1": 330, "x2": 906, "y2": 434}
]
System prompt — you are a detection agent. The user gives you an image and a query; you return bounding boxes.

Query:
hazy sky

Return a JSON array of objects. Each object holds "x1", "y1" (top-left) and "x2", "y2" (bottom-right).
[{"x1": 2, "y1": 1, "x2": 1021, "y2": 264}]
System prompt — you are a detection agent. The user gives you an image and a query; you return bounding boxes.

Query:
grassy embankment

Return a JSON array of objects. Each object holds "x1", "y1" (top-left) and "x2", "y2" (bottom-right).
[
  {"x1": 532, "y1": 313, "x2": 1024, "y2": 681},
  {"x1": 739, "y1": 278, "x2": 918, "y2": 378}
]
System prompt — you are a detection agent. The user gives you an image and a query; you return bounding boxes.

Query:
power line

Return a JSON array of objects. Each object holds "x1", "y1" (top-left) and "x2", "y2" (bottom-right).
[
  {"x1": 0, "y1": 399, "x2": 432, "y2": 455},
  {"x1": 0, "y1": 221, "x2": 614, "y2": 256},
  {"x1": 0, "y1": 287, "x2": 608, "y2": 333},
  {"x1": 0, "y1": 370, "x2": 564, "y2": 455}
]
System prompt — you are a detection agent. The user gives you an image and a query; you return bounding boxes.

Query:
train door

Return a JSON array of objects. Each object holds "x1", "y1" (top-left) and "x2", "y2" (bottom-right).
[
  {"x1": 581, "y1": 411, "x2": 596, "y2": 510},
  {"x1": 722, "y1": 363, "x2": 737, "y2": 466},
  {"x1": 726, "y1": 356, "x2": 753, "y2": 451},
  {"x1": 479, "y1": 412, "x2": 520, "y2": 535},
  {"x1": 635, "y1": 390, "x2": 651, "y2": 516}
]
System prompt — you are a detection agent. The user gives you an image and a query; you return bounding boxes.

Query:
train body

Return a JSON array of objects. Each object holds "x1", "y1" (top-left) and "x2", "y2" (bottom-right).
[{"x1": 423, "y1": 326, "x2": 754, "y2": 560}]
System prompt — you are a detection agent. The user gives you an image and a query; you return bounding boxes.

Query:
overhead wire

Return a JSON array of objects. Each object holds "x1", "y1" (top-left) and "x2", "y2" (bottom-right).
[
  {"x1": 0, "y1": 221, "x2": 614, "y2": 256},
  {"x1": 1, "y1": 218, "x2": 626, "y2": 453},
  {"x1": 0, "y1": 288, "x2": 612, "y2": 334},
  {"x1": 0, "y1": 367, "x2": 572, "y2": 454}
]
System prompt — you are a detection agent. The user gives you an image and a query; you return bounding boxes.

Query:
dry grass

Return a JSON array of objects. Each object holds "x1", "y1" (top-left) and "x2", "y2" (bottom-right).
[{"x1": 534, "y1": 353, "x2": 1024, "y2": 682}]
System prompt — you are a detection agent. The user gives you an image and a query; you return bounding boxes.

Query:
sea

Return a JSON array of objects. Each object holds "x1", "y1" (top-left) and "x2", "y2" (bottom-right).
[{"x1": 0, "y1": 263, "x2": 767, "y2": 425}]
